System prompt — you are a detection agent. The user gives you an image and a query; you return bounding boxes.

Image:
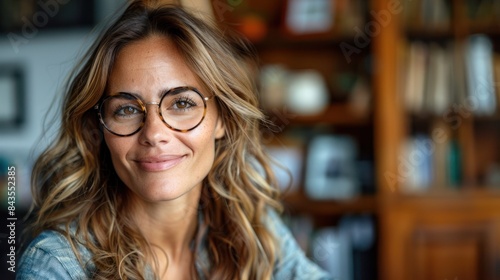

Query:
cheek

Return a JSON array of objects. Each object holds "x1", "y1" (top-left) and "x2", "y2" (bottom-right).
[
  {"x1": 197, "y1": 117, "x2": 221, "y2": 148},
  {"x1": 103, "y1": 135, "x2": 130, "y2": 166},
  {"x1": 184, "y1": 125, "x2": 215, "y2": 154},
  {"x1": 185, "y1": 119, "x2": 219, "y2": 165},
  {"x1": 189, "y1": 136, "x2": 217, "y2": 182}
]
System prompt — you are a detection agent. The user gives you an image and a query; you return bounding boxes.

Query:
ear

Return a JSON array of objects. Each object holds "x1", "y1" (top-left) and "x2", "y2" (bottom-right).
[{"x1": 214, "y1": 116, "x2": 225, "y2": 139}]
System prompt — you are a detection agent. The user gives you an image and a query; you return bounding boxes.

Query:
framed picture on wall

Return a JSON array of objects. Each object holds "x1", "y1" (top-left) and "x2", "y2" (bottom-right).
[{"x1": 0, "y1": 65, "x2": 25, "y2": 129}]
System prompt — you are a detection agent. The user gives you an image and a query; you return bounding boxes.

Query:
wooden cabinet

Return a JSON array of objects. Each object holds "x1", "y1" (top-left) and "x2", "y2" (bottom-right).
[{"x1": 380, "y1": 192, "x2": 500, "y2": 280}]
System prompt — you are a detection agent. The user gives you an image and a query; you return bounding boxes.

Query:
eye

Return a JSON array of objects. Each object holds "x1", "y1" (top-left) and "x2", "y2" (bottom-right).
[
  {"x1": 115, "y1": 105, "x2": 141, "y2": 117},
  {"x1": 171, "y1": 97, "x2": 197, "y2": 110}
]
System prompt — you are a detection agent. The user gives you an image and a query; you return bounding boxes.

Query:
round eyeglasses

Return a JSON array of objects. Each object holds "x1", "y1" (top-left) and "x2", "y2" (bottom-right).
[{"x1": 95, "y1": 86, "x2": 211, "y2": 137}]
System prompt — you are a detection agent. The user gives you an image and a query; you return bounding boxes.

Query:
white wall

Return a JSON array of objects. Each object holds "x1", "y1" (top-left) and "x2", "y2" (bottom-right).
[{"x1": 0, "y1": 29, "x2": 94, "y2": 153}]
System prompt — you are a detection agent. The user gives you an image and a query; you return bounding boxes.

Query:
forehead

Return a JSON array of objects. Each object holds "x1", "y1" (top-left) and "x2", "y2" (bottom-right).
[
  {"x1": 116, "y1": 35, "x2": 182, "y2": 63},
  {"x1": 108, "y1": 35, "x2": 201, "y2": 94}
]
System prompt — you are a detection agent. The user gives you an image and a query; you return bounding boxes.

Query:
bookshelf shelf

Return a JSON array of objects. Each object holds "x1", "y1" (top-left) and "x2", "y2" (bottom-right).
[
  {"x1": 404, "y1": 29, "x2": 455, "y2": 41},
  {"x1": 468, "y1": 26, "x2": 500, "y2": 36},
  {"x1": 290, "y1": 104, "x2": 371, "y2": 126},
  {"x1": 254, "y1": 29, "x2": 371, "y2": 51},
  {"x1": 473, "y1": 114, "x2": 500, "y2": 122},
  {"x1": 283, "y1": 192, "x2": 377, "y2": 216},
  {"x1": 386, "y1": 188, "x2": 500, "y2": 209},
  {"x1": 393, "y1": 186, "x2": 500, "y2": 197}
]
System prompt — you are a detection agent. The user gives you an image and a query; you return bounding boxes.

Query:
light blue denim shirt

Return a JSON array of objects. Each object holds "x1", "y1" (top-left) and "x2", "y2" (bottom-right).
[{"x1": 17, "y1": 210, "x2": 333, "y2": 279}]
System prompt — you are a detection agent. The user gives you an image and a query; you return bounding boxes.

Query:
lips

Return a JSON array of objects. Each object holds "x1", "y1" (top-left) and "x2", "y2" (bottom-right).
[{"x1": 135, "y1": 155, "x2": 186, "y2": 172}]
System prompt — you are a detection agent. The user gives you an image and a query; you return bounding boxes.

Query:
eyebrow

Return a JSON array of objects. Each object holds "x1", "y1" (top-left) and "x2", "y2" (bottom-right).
[{"x1": 112, "y1": 87, "x2": 180, "y2": 99}]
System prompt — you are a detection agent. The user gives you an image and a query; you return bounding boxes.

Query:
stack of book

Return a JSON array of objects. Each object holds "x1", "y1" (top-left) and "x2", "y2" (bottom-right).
[{"x1": 401, "y1": 35, "x2": 498, "y2": 116}]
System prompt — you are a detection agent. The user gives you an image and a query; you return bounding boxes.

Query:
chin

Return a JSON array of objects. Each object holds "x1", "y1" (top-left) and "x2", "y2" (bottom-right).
[{"x1": 133, "y1": 181, "x2": 201, "y2": 203}]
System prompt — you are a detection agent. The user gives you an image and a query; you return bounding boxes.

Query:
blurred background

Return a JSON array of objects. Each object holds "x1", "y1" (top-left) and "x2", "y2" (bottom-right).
[{"x1": 1, "y1": 0, "x2": 500, "y2": 279}]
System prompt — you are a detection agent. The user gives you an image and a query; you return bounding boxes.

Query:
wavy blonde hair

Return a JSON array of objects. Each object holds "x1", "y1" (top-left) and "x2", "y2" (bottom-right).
[{"x1": 27, "y1": 1, "x2": 282, "y2": 279}]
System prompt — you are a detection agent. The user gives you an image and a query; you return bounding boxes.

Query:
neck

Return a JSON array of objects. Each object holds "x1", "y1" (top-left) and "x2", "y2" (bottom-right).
[{"x1": 127, "y1": 187, "x2": 201, "y2": 262}]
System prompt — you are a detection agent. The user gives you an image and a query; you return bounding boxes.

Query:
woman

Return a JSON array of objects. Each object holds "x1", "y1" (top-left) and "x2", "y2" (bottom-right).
[{"x1": 18, "y1": 1, "x2": 332, "y2": 279}]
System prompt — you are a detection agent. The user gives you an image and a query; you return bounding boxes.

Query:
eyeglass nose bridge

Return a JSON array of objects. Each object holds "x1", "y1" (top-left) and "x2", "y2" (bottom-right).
[
  {"x1": 142, "y1": 101, "x2": 166, "y2": 126},
  {"x1": 141, "y1": 101, "x2": 168, "y2": 130},
  {"x1": 143, "y1": 101, "x2": 161, "y2": 114}
]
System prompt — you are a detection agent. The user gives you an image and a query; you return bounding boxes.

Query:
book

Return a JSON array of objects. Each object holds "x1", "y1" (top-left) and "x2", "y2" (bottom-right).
[
  {"x1": 424, "y1": 43, "x2": 452, "y2": 115},
  {"x1": 403, "y1": 41, "x2": 427, "y2": 113},
  {"x1": 447, "y1": 139, "x2": 462, "y2": 187},
  {"x1": 465, "y1": 35, "x2": 496, "y2": 115},
  {"x1": 400, "y1": 135, "x2": 433, "y2": 192},
  {"x1": 421, "y1": 0, "x2": 451, "y2": 30},
  {"x1": 432, "y1": 120, "x2": 451, "y2": 189},
  {"x1": 402, "y1": 0, "x2": 451, "y2": 31},
  {"x1": 492, "y1": 53, "x2": 500, "y2": 111},
  {"x1": 451, "y1": 41, "x2": 469, "y2": 107}
]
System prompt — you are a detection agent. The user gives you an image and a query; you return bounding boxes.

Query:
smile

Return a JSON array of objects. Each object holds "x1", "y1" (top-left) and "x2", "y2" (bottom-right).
[{"x1": 135, "y1": 155, "x2": 186, "y2": 172}]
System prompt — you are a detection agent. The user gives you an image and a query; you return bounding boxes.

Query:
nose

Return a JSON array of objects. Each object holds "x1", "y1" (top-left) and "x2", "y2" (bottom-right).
[{"x1": 138, "y1": 104, "x2": 172, "y2": 146}]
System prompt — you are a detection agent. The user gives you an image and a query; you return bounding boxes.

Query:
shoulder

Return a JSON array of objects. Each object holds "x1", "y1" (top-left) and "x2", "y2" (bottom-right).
[
  {"x1": 17, "y1": 230, "x2": 92, "y2": 280},
  {"x1": 264, "y1": 209, "x2": 335, "y2": 280}
]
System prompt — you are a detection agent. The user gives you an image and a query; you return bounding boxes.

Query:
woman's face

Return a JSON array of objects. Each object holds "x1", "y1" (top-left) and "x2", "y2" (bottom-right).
[{"x1": 104, "y1": 35, "x2": 225, "y2": 203}]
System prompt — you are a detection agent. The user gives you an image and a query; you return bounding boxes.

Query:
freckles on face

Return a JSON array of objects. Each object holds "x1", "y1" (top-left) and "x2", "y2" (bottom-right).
[{"x1": 103, "y1": 35, "x2": 225, "y2": 203}]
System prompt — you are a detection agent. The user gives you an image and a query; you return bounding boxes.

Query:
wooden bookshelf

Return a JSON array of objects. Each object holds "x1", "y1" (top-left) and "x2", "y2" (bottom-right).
[
  {"x1": 218, "y1": 0, "x2": 500, "y2": 279},
  {"x1": 379, "y1": 0, "x2": 500, "y2": 279}
]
